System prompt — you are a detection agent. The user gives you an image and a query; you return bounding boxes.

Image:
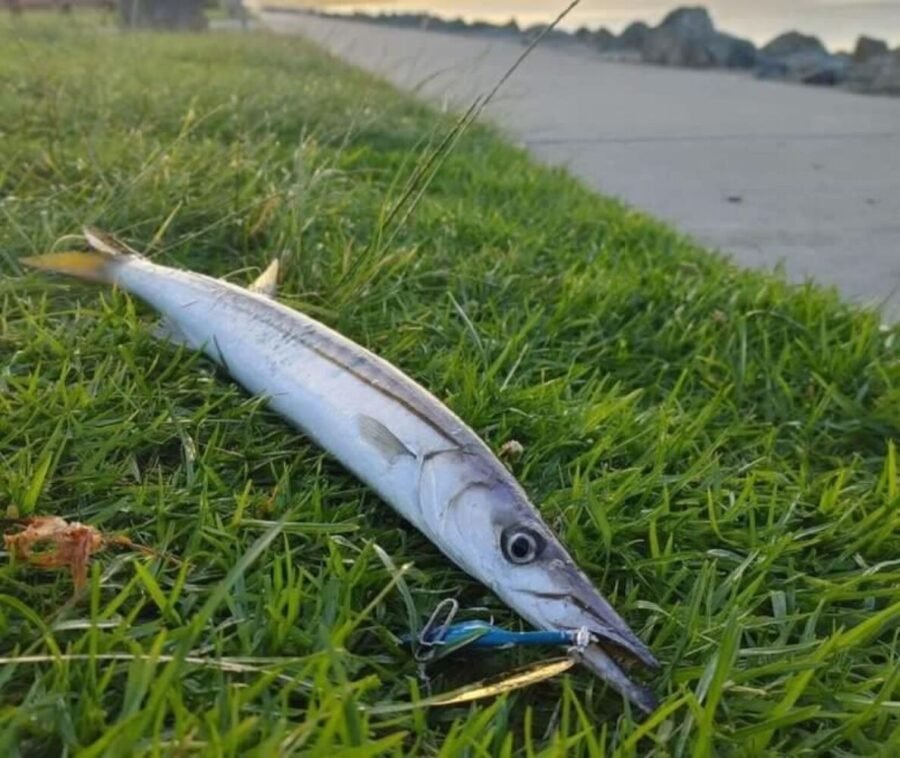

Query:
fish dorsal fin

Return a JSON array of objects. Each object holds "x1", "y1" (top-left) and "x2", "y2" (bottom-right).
[
  {"x1": 248, "y1": 259, "x2": 279, "y2": 298},
  {"x1": 83, "y1": 227, "x2": 141, "y2": 257},
  {"x1": 358, "y1": 415, "x2": 415, "y2": 463}
]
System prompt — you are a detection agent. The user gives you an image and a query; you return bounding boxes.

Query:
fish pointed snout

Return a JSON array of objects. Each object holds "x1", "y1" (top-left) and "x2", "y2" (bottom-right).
[
  {"x1": 574, "y1": 643, "x2": 660, "y2": 715},
  {"x1": 565, "y1": 579, "x2": 659, "y2": 671},
  {"x1": 511, "y1": 559, "x2": 658, "y2": 669},
  {"x1": 508, "y1": 561, "x2": 660, "y2": 712},
  {"x1": 505, "y1": 560, "x2": 660, "y2": 713}
]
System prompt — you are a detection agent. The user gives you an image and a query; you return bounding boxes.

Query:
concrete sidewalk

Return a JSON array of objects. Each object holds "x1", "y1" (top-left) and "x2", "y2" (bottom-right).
[{"x1": 261, "y1": 12, "x2": 900, "y2": 320}]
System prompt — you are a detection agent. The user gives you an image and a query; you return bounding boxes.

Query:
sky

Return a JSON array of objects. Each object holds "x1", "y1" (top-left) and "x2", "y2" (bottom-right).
[{"x1": 257, "y1": 1, "x2": 900, "y2": 51}]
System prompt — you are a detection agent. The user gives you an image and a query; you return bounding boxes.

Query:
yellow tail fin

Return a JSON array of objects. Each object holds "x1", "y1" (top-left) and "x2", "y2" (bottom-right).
[
  {"x1": 20, "y1": 250, "x2": 119, "y2": 283},
  {"x1": 20, "y1": 227, "x2": 135, "y2": 283}
]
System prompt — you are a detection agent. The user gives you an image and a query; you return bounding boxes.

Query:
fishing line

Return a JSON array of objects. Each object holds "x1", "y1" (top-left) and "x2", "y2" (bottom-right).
[{"x1": 377, "y1": 0, "x2": 583, "y2": 250}]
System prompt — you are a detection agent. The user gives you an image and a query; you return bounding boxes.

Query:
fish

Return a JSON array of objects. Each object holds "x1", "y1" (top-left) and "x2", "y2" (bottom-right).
[{"x1": 21, "y1": 228, "x2": 660, "y2": 713}]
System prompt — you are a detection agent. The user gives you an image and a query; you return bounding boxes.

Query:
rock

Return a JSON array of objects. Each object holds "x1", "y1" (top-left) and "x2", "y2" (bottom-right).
[
  {"x1": 521, "y1": 24, "x2": 574, "y2": 46},
  {"x1": 592, "y1": 27, "x2": 619, "y2": 53},
  {"x1": 619, "y1": 21, "x2": 650, "y2": 50},
  {"x1": 640, "y1": 6, "x2": 756, "y2": 69},
  {"x1": 707, "y1": 33, "x2": 757, "y2": 68},
  {"x1": 761, "y1": 31, "x2": 828, "y2": 59},
  {"x1": 846, "y1": 50, "x2": 900, "y2": 94},
  {"x1": 222, "y1": 0, "x2": 247, "y2": 22},
  {"x1": 389, "y1": 13, "x2": 431, "y2": 30},
  {"x1": 573, "y1": 26, "x2": 593, "y2": 44},
  {"x1": 467, "y1": 19, "x2": 518, "y2": 37},
  {"x1": 118, "y1": 0, "x2": 206, "y2": 29},
  {"x1": 756, "y1": 49, "x2": 848, "y2": 85},
  {"x1": 406, "y1": 14, "x2": 429, "y2": 29},
  {"x1": 658, "y1": 6, "x2": 715, "y2": 36},
  {"x1": 853, "y1": 35, "x2": 889, "y2": 63},
  {"x1": 369, "y1": 14, "x2": 403, "y2": 26},
  {"x1": 756, "y1": 31, "x2": 848, "y2": 85},
  {"x1": 641, "y1": 7, "x2": 715, "y2": 67},
  {"x1": 754, "y1": 58, "x2": 789, "y2": 80},
  {"x1": 799, "y1": 54, "x2": 849, "y2": 85},
  {"x1": 572, "y1": 26, "x2": 620, "y2": 52},
  {"x1": 434, "y1": 18, "x2": 469, "y2": 33},
  {"x1": 642, "y1": 28, "x2": 713, "y2": 66}
]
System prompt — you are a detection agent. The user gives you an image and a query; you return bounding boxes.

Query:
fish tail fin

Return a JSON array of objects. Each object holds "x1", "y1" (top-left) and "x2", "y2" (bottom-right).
[
  {"x1": 20, "y1": 250, "x2": 120, "y2": 283},
  {"x1": 20, "y1": 227, "x2": 138, "y2": 284}
]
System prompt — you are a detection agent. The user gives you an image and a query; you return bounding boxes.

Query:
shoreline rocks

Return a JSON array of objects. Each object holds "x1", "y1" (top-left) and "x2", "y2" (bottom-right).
[
  {"x1": 854, "y1": 36, "x2": 889, "y2": 63},
  {"x1": 290, "y1": 5, "x2": 898, "y2": 98},
  {"x1": 754, "y1": 30, "x2": 847, "y2": 85},
  {"x1": 846, "y1": 50, "x2": 900, "y2": 95},
  {"x1": 640, "y1": 7, "x2": 757, "y2": 69},
  {"x1": 119, "y1": 0, "x2": 207, "y2": 29}
]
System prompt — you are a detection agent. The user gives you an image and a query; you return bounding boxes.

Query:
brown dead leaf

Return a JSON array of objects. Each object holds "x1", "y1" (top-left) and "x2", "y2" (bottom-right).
[{"x1": 4, "y1": 516, "x2": 161, "y2": 591}]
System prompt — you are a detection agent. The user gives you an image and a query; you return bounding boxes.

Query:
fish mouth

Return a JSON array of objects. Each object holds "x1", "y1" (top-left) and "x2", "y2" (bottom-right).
[
  {"x1": 508, "y1": 580, "x2": 659, "y2": 713},
  {"x1": 523, "y1": 589, "x2": 659, "y2": 670},
  {"x1": 573, "y1": 643, "x2": 659, "y2": 714}
]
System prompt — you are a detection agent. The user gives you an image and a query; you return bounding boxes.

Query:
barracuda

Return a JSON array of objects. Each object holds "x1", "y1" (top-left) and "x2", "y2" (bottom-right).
[{"x1": 22, "y1": 228, "x2": 659, "y2": 712}]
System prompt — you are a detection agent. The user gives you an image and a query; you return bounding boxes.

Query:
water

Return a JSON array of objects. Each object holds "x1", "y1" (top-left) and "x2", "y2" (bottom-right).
[{"x1": 278, "y1": 1, "x2": 900, "y2": 51}]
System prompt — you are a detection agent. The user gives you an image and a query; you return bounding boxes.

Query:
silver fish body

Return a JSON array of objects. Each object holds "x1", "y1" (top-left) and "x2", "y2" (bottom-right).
[{"x1": 23, "y1": 231, "x2": 659, "y2": 712}]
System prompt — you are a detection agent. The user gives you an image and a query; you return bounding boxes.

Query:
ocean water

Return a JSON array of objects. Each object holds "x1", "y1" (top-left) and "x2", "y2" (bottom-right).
[{"x1": 268, "y1": 1, "x2": 900, "y2": 51}]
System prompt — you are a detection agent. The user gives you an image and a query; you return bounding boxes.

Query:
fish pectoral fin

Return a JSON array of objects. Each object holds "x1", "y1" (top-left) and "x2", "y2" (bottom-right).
[
  {"x1": 151, "y1": 317, "x2": 193, "y2": 348},
  {"x1": 358, "y1": 415, "x2": 416, "y2": 463},
  {"x1": 248, "y1": 259, "x2": 279, "y2": 298}
]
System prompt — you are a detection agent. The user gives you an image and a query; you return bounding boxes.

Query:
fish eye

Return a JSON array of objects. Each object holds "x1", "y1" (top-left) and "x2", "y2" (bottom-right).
[{"x1": 501, "y1": 526, "x2": 545, "y2": 565}]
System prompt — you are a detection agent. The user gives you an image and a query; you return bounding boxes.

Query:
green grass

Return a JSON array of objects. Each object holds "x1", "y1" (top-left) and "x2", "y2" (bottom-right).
[{"x1": 1, "y1": 13, "x2": 899, "y2": 756}]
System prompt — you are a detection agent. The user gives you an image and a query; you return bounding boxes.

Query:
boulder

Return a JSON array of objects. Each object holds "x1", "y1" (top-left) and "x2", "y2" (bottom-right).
[
  {"x1": 853, "y1": 35, "x2": 889, "y2": 63},
  {"x1": 572, "y1": 27, "x2": 620, "y2": 52},
  {"x1": 467, "y1": 19, "x2": 519, "y2": 37},
  {"x1": 756, "y1": 49, "x2": 848, "y2": 85},
  {"x1": 641, "y1": 7, "x2": 714, "y2": 66},
  {"x1": 369, "y1": 14, "x2": 402, "y2": 26},
  {"x1": 573, "y1": 26, "x2": 593, "y2": 44},
  {"x1": 754, "y1": 58, "x2": 789, "y2": 80},
  {"x1": 761, "y1": 31, "x2": 827, "y2": 59},
  {"x1": 592, "y1": 27, "x2": 619, "y2": 53},
  {"x1": 799, "y1": 54, "x2": 850, "y2": 85},
  {"x1": 428, "y1": 17, "x2": 470, "y2": 33},
  {"x1": 707, "y1": 33, "x2": 757, "y2": 68},
  {"x1": 118, "y1": 0, "x2": 206, "y2": 29},
  {"x1": 756, "y1": 30, "x2": 848, "y2": 85},
  {"x1": 403, "y1": 14, "x2": 429, "y2": 29},
  {"x1": 658, "y1": 6, "x2": 714, "y2": 36},
  {"x1": 521, "y1": 24, "x2": 574, "y2": 46},
  {"x1": 640, "y1": 6, "x2": 756, "y2": 69},
  {"x1": 642, "y1": 28, "x2": 712, "y2": 66},
  {"x1": 846, "y1": 50, "x2": 900, "y2": 94},
  {"x1": 619, "y1": 21, "x2": 650, "y2": 50}
]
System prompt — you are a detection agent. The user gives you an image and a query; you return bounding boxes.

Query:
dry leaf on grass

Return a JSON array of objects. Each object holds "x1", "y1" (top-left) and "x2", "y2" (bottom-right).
[{"x1": 4, "y1": 516, "x2": 159, "y2": 591}]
